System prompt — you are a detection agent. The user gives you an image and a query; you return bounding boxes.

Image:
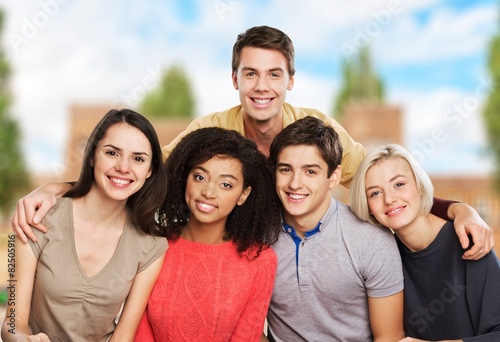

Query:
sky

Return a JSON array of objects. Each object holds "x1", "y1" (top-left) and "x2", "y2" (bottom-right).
[{"x1": 0, "y1": 0, "x2": 498, "y2": 179}]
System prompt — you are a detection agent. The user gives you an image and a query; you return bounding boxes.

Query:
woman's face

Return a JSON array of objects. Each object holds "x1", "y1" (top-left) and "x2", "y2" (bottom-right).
[
  {"x1": 184, "y1": 155, "x2": 251, "y2": 231},
  {"x1": 365, "y1": 158, "x2": 422, "y2": 231},
  {"x1": 92, "y1": 123, "x2": 152, "y2": 202}
]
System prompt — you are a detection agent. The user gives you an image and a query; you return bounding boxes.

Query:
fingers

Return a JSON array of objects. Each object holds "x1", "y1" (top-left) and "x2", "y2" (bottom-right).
[
  {"x1": 29, "y1": 200, "x2": 51, "y2": 231},
  {"x1": 11, "y1": 198, "x2": 33, "y2": 243},
  {"x1": 10, "y1": 196, "x2": 49, "y2": 244},
  {"x1": 462, "y1": 243, "x2": 486, "y2": 260},
  {"x1": 462, "y1": 222, "x2": 491, "y2": 260},
  {"x1": 27, "y1": 333, "x2": 52, "y2": 342}
]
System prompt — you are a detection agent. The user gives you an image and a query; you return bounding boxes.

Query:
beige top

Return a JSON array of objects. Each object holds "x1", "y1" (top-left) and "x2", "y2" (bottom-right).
[
  {"x1": 162, "y1": 103, "x2": 366, "y2": 188},
  {"x1": 28, "y1": 197, "x2": 167, "y2": 342}
]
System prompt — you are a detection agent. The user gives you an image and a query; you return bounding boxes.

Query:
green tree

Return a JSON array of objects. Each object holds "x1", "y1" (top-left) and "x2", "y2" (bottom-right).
[
  {"x1": 139, "y1": 64, "x2": 195, "y2": 119},
  {"x1": 333, "y1": 46, "x2": 385, "y2": 118},
  {"x1": 483, "y1": 23, "x2": 500, "y2": 192},
  {"x1": 0, "y1": 10, "x2": 30, "y2": 219}
]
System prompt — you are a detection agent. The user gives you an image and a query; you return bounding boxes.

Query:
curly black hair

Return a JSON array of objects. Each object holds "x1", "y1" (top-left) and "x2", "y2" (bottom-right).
[{"x1": 157, "y1": 127, "x2": 282, "y2": 258}]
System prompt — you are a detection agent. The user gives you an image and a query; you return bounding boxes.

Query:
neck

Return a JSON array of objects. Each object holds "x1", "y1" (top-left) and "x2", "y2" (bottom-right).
[
  {"x1": 73, "y1": 188, "x2": 127, "y2": 227},
  {"x1": 182, "y1": 220, "x2": 227, "y2": 245},
  {"x1": 243, "y1": 112, "x2": 283, "y2": 157},
  {"x1": 283, "y1": 197, "x2": 331, "y2": 238},
  {"x1": 394, "y1": 214, "x2": 446, "y2": 252}
]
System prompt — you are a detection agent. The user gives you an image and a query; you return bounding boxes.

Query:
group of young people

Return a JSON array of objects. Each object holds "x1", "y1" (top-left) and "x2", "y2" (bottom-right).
[{"x1": 3, "y1": 25, "x2": 499, "y2": 342}]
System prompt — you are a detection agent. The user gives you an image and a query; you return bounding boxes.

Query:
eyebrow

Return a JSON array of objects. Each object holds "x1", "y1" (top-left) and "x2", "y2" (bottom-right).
[
  {"x1": 103, "y1": 144, "x2": 150, "y2": 157},
  {"x1": 276, "y1": 162, "x2": 322, "y2": 169},
  {"x1": 365, "y1": 174, "x2": 406, "y2": 191},
  {"x1": 193, "y1": 166, "x2": 239, "y2": 181},
  {"x1": 241, "y1": 66, "x2": 284, "y2": 73}
]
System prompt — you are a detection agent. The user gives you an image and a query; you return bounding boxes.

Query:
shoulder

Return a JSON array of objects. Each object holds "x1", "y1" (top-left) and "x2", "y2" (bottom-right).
[
  {"x1": 246, "y1": 247, "x2": 278, "y2": 280},
  {"x1": 193, "y1": 105, "x2": 243, "y2": 128},
  {"x1": 242, "y1": 246, "x2": 278, "y2": 268},
  {"x1": 31, "y1": 197, "x2": 72, "y2": 252},
  {"x1": 39, "y1": 197, "x2": 72, "y2": 234},
  {"x1": 43, "y1": 197, "x2": 70, "y2": 220},
  {"x1": 256, "y1": 246, "x2": 277, "y2": 263},
  {"x1": 282, "y1": 103, "x2": 335, "y2": 122},
  {"x1": 466, "y1": 248, "x2": 500, "y2": 274},
  {"x1": 335, "y1": 203, "x2": 397, "y2": 250},
  {"x1": 282, "y1": 103, "x2": 353, "y2": 134},
  {"x1": 125, "y1": 222, "x2": 168, "y2": 254}
]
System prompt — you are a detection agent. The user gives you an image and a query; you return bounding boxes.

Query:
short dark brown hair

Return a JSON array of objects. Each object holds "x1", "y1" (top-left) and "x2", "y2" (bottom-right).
[
  {"x1": 231, "y1": 25, "x2": 295, "y2": 76},
  {"x1": 269, "y1": 116, "x2": 343, "y2": 178}
]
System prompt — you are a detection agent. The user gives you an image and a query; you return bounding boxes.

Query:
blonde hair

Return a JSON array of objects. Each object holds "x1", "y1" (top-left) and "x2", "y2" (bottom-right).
[{"x1": 350, "y1": 144, "x2": 434, "y2": 226}]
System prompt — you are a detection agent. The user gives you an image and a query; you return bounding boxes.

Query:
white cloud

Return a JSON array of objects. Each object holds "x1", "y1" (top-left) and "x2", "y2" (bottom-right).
[
  {"x1": 390, "y1": 84, "x2": 493, "y2": 175},
  {"x1": 376, "y1": 4, "x2": 497, "y2": 64}
]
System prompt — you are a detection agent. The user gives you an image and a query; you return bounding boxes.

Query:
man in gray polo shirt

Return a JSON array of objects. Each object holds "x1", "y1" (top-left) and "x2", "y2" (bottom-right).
[{"x1": 266, "y1": 116, "x2": 405, "y2": 341}]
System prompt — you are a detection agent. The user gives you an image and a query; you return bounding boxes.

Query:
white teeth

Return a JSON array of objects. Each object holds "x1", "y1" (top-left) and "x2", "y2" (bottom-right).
[
  {"x1": 254, "y1": 98, "x2": 270, "y2": 104},
  {"x1": 387, "y1": 207, "x2": 403, "y2": 215},
  {"x1": 110, "y1": 177, "x2": 131, "y2": 185},
  {"x1": 289, "y1": 194, "x2": 306, "y2": 200},
  {"x1": 199, "y1": 202, "x2": 215, "y2": 209}
]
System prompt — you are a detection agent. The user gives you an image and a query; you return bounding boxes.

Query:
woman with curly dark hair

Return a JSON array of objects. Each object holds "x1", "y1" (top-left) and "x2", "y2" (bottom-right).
[{"x1": 135, "y1": 127, "x2": 282, "y2": 342}]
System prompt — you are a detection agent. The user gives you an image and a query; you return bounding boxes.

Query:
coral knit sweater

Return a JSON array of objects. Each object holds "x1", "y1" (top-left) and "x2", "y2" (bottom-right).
[{"x1": 135, "y1": 237, "x2": 277, "y2": 342}]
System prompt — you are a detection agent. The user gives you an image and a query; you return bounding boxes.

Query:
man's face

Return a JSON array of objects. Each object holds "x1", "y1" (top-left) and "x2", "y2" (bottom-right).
[
  {"x1": 232, "y1": 47, "x2": 294, "y2": 123},
  {"x1": 275, "y1": 144, "x2": 340, "y2": 233}
]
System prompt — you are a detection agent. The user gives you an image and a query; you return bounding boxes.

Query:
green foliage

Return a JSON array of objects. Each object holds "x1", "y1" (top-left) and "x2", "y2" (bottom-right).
[
  {"x1": 483, "y1": 29, "x2": 500, "y2": 192},
  {"x1": 0, "y1": 10, "x2": 30, "y2": 218},
  {"x1": 333, "y1": 46, "x2": 385, "y2": 118},
  {"x1": 0, "y1": 287, "x2": 6, "y2": 305},
  {"x1": 139, "y1": 64, "x2": 195, "y2": 119}
]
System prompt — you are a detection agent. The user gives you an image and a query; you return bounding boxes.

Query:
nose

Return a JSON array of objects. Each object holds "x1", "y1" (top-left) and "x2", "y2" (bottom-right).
[
  {"x1": 116, "y1": 158, "x2": 131, "y2": 173},
  {"x1": 202, "y1": 182, "x2": 216, "y2": 198},
  {"x1": 288, "y1": 172, "x2": 302, "y2": 190},
  {"x1": 384, "y1": 191, "x2": 397, "y2": 205},
  {"x1": 254, "y1": 75, "x2": 269, "y2": 92}
]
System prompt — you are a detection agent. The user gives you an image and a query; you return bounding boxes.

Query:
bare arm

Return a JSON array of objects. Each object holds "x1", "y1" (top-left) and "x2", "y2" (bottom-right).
[
  {"x1": 110, "y1": 254, "x2": 165, "y2": 342},
  {"x1": 368, "y1": 291, "x2": 405, "y2": 342},
  {"x1": 1, "y1": 236, "x2": 51, "y2": 342},
  {"x1": 447, "y1": 202, "x2": 494, "y2": 260},
  {"x1": 11, "y1": 182, "x2": 73, "y2": 243}
]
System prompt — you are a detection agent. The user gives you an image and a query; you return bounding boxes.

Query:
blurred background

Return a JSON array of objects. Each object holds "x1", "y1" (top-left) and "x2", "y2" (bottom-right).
[{"x1": 0, "y1": 0, "x2": 499, "y2": 317}]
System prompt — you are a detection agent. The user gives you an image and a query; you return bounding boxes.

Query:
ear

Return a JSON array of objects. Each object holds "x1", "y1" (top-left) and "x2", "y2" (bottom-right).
[
  {"x1": 232, "y1": 72, "x2": 239, "y2": 90},
  {"x1": 328, "y1": 165, "x2": 342, "y2": 189},
  {"x1": 146, "y1": 167, "x2": 152, "y2": 179},
  {"x1": 237, "y1": 186, "x2": 252, "y2": 206},
  {"x1": 287, "y1": 74, "x2": 294, "y2": 91}
]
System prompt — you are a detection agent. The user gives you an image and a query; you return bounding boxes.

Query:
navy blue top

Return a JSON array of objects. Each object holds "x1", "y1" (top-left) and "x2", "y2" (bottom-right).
[{"x1": 398, "y1": 221, "x2": 500, "y2": 341}]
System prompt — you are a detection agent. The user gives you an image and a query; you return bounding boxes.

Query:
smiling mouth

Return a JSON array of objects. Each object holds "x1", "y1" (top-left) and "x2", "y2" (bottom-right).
[
  {"x1": 287, "y1": 193, "x2": 307, "y2": 200},
  {"x1": 386, "y1": 206, "x2": 405, "y2": 216},
  {"x1": 110, "y1": 177, "x2": 131, "y2": 185},
  {"x1": 252, "y1": 98, "x2": 272, "y2": 105},
  {"x1": 197, "y1": 201, "x2": 216, "y2": 210}
]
